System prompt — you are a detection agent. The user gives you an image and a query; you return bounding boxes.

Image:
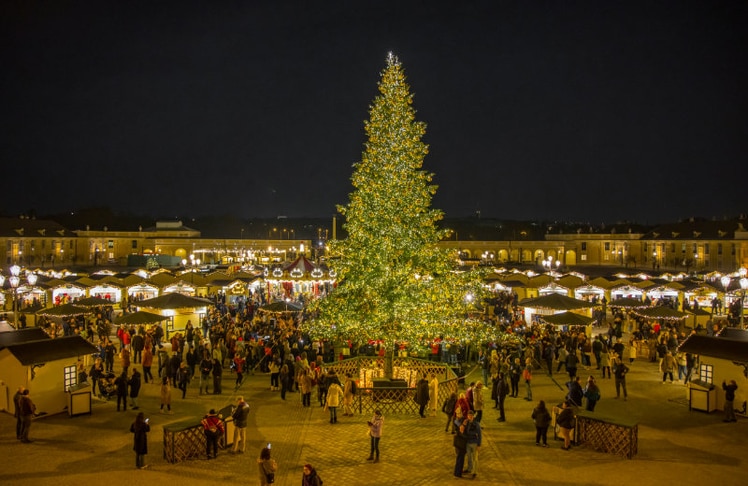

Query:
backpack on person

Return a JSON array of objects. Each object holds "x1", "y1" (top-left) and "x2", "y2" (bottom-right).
[{"x1": 442, "y1": 396, "x2": 457, "y2": 415}]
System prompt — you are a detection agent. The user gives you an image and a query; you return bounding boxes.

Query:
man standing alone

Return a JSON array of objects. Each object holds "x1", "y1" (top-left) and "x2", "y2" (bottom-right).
[
  {"x1": 613, "y1": 357, "x2": 629, "y2": 401},
  {"x1": 722, "y1": 379, "x2": 738, "y2": 423},
  {"x1": 13, "y1": 386, "x2": 25, "y2": 440},
  {"x1": 19, "y1": 389, "x2": 36, "y2": 443},
  {"x1": 231, "y1": 396, "x2": 250, "y2": 453}
]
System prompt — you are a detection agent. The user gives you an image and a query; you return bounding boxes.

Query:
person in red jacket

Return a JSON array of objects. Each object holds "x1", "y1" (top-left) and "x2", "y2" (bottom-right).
[{"x1": 201, "y1": 409, "x2": 224, "y2": 459}]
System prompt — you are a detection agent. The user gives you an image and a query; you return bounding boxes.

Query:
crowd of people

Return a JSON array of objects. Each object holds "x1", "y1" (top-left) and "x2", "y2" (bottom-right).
[{"x1": 11, "y1": 287, "x2": 743, "y2": 481}]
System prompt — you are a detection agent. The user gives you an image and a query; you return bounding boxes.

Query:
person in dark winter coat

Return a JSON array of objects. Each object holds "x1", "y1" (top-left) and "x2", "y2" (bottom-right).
[
  {"x1": 583, "y1": 376, "x2": 601, "y2": 412},
  {"x1": 169, "y1": 353, "x2": 181, "y2": 386},
  {"x1": 115, "y1": 372, "x2": 128, "y2": 412},
  {"x1": 495, "y1": 372, "x2": 509, "y2": 422},
  {"x1": 130, "y1": 412, "x2": 150, "y2": 469},
  {"x1": 442, "y1": 392, "x2": 458, "y2": 432},
  {"x1": 13, "y1": 386, "x2": 25, "y2": 440},
  {"x1": 415, "y1": 375, "x2": 430, "y2": 418},
  {"x1": 302, "y1": 463, "x2": 323, "y2": 486},
  {"x1": 212, "y1": 358, "x2": 223, "y2": 394},
  {"x1": 131, "y1": 333, "x2": 145, "y2": 364},
  {"x1": 566, "y1": 376, "x2": 584, "y2": 407},
  {"x1": 531, "y1": 400, "x2": 551, "y2": 447},
  {"x1": 128, "y1": 369, "x2": 142, "y2": 409},
  {"x1": 556, "y1": 401, "x2": 575, "y2": 450}
]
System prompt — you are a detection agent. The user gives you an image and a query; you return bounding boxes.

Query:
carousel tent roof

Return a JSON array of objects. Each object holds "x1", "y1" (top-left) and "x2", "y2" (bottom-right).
[
  {"x1": 539, "y1": 312, "x2": 594, "y2": 326},
  {"x1": 284, "y1": 255, "x2": 317, "y2": 275},
  {"x1": 5, "y1": 335, "x2": 99, "y2": 366},
  {"x1": 137, "y1": 293, "x2": 213, "y2": 310},
  {"x1": 518, "y1": 293, "x2": 596, "y2": 311},
  {"x1": 678, "y1": 334, "x2": 748, "y2": 362}
]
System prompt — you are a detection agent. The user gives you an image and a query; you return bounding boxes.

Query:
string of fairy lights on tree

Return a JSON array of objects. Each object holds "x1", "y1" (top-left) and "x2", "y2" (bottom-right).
[{"x1": 304, "y1": 53, "x2": 499, "y2": 349}]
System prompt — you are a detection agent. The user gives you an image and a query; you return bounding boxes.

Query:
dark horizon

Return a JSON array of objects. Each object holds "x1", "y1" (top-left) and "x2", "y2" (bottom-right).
[{"x1": 2, "y1": 1, "x2": 746, "y2": 223}]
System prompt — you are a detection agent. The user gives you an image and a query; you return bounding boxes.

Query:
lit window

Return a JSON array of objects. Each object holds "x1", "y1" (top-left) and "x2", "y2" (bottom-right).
[
  {"x1": 698, "y1": 363, "x2": 713, "y2": 385},
  {"x1": 64, "y1": 365, "x2": 77, "y2": 391}
]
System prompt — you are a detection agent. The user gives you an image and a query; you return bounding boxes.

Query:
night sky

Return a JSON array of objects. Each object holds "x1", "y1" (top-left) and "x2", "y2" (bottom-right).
[{"x1": 2, "y1": 1, "x2": 746, "y2": 224}]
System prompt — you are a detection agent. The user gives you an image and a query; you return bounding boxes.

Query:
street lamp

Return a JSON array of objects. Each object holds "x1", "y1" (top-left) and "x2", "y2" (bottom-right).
[
  {"x1": 739, "y1": 267, "x2": 748, "y2": 329},
  {"x1": 182, "y1": 255, "x2": 201, "y2": 287},
  {"x1": 0, "y1": 265, "x2": 37, "y2": 326},
  {"x1": 721, "y1": 275, "x2": 731, "y2": 317}
]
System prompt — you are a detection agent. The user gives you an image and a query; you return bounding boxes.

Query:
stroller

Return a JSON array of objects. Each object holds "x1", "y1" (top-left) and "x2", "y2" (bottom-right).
[{"x1": 98, "y1": 372, "x2": 117, "y2": 400}]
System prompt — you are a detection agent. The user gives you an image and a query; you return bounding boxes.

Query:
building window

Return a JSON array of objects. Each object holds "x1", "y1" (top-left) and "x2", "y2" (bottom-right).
[
  {"x1": 671, "y1": 243, "x2": 676, "y2": 253},
  {"x1": 718, "y1": 243, "x2": 723, "y2": 255},
  {"x1": 604, "y1": 242, "x2": 610, "y2": 251},
  {"x1": 698, "y1": 363, "x2": 713, "y2": 385},
  {"x1": 732, "y1": 244, "x2": 736, "y2": 256},
  {"x1": 705, "y1": 243, "x2": 710, "y2": 255},
  {"x1": 581, "y1": 242, "x2": 587, "y2": 251},
  {"x1": 108, "y1": 240, "x2": 114, "y2": 249},
  {"x1": 681, "y1": 243, "x2": 686, "y2": 253},
  {"x1": 64, "y1": 365, "x2": 77, "y2": 391},
  {"x1": 132, "y1": 240, "x2": 138, "y2": 249}
]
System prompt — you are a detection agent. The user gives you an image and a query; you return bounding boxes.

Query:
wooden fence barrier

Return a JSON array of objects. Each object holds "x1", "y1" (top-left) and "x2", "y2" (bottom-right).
[
  {"x1": 575, "y1": 411, "x2": 638, "y2": 459},
  {"x1": 163, "y1": 417, "x2": 233, "y2": 463}
]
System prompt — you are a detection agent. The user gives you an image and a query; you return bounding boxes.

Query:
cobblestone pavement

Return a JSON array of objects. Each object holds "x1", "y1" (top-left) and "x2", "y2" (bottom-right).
[{"x1": 0, "y1": 351, "x2": 745, "y2": 486}]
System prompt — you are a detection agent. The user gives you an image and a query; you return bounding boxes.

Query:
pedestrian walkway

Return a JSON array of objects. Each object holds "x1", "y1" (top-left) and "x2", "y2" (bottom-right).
[{"x1": 0, "y1": 353, "x2": 744, "y2": 485}]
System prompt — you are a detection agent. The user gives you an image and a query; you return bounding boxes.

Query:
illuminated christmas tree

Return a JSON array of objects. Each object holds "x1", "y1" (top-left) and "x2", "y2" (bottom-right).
[{"x1": 306, "y1": 53, "x2": 494, "y2": 370}]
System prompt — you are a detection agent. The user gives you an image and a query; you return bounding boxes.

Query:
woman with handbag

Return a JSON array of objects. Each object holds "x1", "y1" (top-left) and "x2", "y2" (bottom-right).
[{"x1": 258, "y1": 446, "x2": 278, "y2": 485}]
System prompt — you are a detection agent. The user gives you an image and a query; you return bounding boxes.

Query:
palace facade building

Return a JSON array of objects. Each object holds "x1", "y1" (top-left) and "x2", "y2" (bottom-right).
[{"x1": 1, "y1": 215, "x2": 746, "y2": 273}]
